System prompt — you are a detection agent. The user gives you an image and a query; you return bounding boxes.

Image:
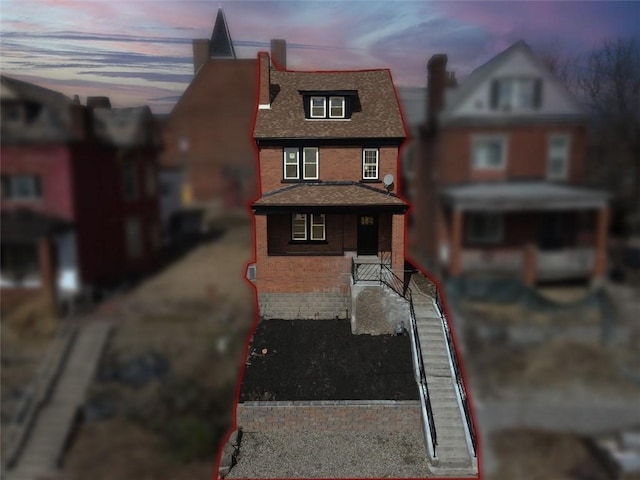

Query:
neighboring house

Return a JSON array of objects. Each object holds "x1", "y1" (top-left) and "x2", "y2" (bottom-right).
[
  {"x1": 250, "y1": 52, "x2": 408, "y2": 320},
  {"x1": 1, "y1": 76, "x2": 162, "y2": 312},
  {"x1": 409, "y1": 41, "x2": 609, "y2": 284},
  {"x1": 160, "y1": 7, "x2": 287, "y2": 229}
]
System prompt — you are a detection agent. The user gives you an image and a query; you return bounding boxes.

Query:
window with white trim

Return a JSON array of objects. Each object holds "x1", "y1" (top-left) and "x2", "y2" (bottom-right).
[
  {"x1": 283, "y1": 147, "x2": 319, "y2": 180},
  {"x1": 547, "y1": 135, "x2": 570, "y2": 180},
  {"x1": 472, "y1": 136, "x2": 506, "y2": 170},
  {"x1": 362, "y1": 148, "x2": 379, "y2": 179},
  {"x1": 1, "y1": 174, "x2": 42, "y2": 200},
  {"x1": 291, "y1": 213, "x2": 325, "y2": 241},
  {"x1": 466, "y1": 213, "x2": 503, "y2": 244},
  {"x1": 284, "y1": 148, "x2": 299, "y2": 180},
  {"x1": 329, "y1": 96, "x2": 345, "y2": 118},
  {"x1": 492, "y1": 77, "x2": 541, "y2": 111},
  {"x1": 310, "y1": 97, "x2": 326, "y2": 118},
  {"x1": 303, "y1": 147, "x2": 319, "y2": 179}
]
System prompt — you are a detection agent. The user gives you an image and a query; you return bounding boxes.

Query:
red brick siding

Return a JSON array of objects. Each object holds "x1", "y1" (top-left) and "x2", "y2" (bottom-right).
[
  {"x1": 437, "y1": 123, "x2": 588, "y2": 185},
  {"x1": 237, "y1": 401, "x2": 422, "y2": 433},
  {"x1": 258, "y1": 146, "x2": 399, "y2": 193}
]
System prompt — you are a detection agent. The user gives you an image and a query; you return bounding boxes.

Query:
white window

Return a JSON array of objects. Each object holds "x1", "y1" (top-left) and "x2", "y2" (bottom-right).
[
  {"x1": 310, "y1": 96, "x2": 326, "y2": 118},
  {"x1": 125, "y1": 217, "x2": 143, "y2": 259},
  {"x1": 472, "y1": 136, "x2": 506, "y2": 170},
  {"x1": 123, "y1": 163, "x2": 137, "y2": 200},
  {"x1": 547, "y1": 135, "x2": 570, "y2": 180},
  {"x1": 292, "y1": 214, "x2": 307, "y2": 240},
  {"x1": 303, "y1": 147, "x2": 319, "y2": 179},
  {"x1": 362, "y1": 148, "x2": 379, "y2": 179},
  {"x1": 1, "y1": 175, "x2": 42, "y2": 200},
  {"x1": 494, "y1": 77, "x2": 538, "y2": 111},
  {"x1": 284, "y1": 148, "x2": 299, "y2": 179},
  {"x1": 310, "y1": 214, "x2": 326, "y2": 240},
  {"x1": 466, "y1": 213, "x2": 503, "y2": 244},
  {"x1": 292, "y1": 213, "x2": 326, "y2": 241},
  {"x1": 329, "y1": 96, "x2": 345, "y2": 118}
]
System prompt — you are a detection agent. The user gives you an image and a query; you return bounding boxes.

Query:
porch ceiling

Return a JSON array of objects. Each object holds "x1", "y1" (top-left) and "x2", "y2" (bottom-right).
[
  {"x1": 441, "y1": 181, "x2": 609, "y2": 211},
  {"x1": 252, "y1": 182, "x2": 408, "y2": 213}
]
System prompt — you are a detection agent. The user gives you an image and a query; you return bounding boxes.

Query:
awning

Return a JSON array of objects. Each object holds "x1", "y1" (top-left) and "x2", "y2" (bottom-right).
[
  {"x1": 252, "y1": 182, "x2": 408, "y2": 214},
  {"x1": 442, "y1": 181, "x2": 609, "y2": 211},
  {"x1": 1, "y1": 209, "x2": 73, "y2": 244}
]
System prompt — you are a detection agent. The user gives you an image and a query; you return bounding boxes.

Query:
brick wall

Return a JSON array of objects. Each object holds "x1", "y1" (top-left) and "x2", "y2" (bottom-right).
[
  {"x1": 258, "y1": 292, "x2": 350, "y2": 319},
  {"x1": 237, "y1": 400, "x2": 422, "y2": 433},
  {"x1": 258, "y1": 146, "x2": 399, "y2": 193}
]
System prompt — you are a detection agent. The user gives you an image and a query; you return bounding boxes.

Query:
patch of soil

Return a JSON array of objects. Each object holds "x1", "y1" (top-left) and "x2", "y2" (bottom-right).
[
  {"x1": 489, "y1": 429, "x2": 615, "y2": 480},
  {"x1": 240, "y1": 318, "x2": 418, "y2": 401}
]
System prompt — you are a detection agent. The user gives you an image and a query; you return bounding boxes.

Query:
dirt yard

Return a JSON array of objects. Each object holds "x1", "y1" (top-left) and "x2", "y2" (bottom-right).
[
  {"x1": 240, "y1": 318, "x2": 418, "y2": 401},
  {"x1": 61, "y1": 218, "x2": 257, "y2": 480}
]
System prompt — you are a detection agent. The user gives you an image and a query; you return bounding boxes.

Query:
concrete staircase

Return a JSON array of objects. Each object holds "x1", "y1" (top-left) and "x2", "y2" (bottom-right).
[
  {"x1": 5, "y1": 320, "x2": 113, "y2": 480},
  {"x1": 410, "y1": 285, "x2": 477, "y2": 477}
]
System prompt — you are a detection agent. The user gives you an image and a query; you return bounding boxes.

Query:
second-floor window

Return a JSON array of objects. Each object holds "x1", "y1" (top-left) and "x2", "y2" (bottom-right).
[
  {"x1": 491, "y1": 77, "x2": 541, "y2": 111},
  {"x1": 362, "y1": 148, "x2": 379, "y2": 180},
  {"x1": 292, "y1": 213, "x2": 325, "y2": 241},
  {"x1": 547, "y1": 135, "x2": 570, "y2": 180},
  {"x1": 1, "y1": 174, "x2": 42, "y2": 200},
  {"x1": 284, "y1": 147, "x2": 319, "y2": 180},
  {"x1": 472, "y1": 135, "x2": 506, "y2": 170}
]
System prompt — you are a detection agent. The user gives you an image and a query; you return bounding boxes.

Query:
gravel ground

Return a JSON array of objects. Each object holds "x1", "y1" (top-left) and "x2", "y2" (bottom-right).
[{"x1": 227, "y1": 431, "x2": 433, "y2": 479}]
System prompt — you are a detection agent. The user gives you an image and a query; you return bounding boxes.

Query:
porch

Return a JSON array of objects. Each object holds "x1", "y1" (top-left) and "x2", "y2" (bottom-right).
[{"x1": 440, "y1": 181, "x2": 609, "y2": 283}]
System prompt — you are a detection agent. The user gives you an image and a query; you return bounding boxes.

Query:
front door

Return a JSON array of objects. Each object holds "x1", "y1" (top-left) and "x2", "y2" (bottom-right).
[{"x1": 357, "y1": 215, "x2": 378, "y2": 255}]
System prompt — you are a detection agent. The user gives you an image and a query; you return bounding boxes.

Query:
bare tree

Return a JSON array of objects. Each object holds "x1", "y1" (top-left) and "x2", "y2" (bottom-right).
[
  {"x1": 577, "y1": 38, "x2": 640, "y2": 227},
  {"x1": 534, "y1": 39, "x2": 578, "y2": 91}
]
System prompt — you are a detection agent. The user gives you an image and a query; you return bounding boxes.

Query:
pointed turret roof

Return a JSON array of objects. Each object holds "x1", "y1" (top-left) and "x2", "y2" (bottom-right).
[{"x1": 210, "y1": 8, "x2": 236, "y2": 58}]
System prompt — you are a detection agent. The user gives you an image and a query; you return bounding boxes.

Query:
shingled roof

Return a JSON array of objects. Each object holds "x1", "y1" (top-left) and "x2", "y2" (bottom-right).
[
  {"x1": 252, "y1": 182, "x2": 408, "y2": 211},
  {"x1": 254, "y1": 69, "x2": 406, "y2": 140}
]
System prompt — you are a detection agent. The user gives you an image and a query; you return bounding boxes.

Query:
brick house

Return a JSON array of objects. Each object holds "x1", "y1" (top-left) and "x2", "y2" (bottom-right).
[
  {"x1": 409, "y1": 41, "x2": 609, "y2": 284},
  {"x1": 250, "y1": 52, "x2": 408, "y2": 320},
  {"x1": 160, "y1": 8, "x2": 287, "y2": 226},
  {"x1": 1, "y1": 76, "x2": 162, "y2": 312}
]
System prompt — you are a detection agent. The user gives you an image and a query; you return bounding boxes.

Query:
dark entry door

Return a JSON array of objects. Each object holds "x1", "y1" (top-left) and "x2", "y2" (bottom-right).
[
  {"x1": 357, "y1": 215, "x2": 378, "y2": 255},
  {"x1": 538, "y1": 212, "x2": 570, "y2": 250}
]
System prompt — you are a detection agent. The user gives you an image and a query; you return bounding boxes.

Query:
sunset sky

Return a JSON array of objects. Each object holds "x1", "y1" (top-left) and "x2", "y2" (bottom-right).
[{"x1": 2, "y1": 0, "x2": 639, "y2": 114}]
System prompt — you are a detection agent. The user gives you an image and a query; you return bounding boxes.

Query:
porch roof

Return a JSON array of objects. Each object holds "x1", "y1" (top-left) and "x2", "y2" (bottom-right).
[
  {"x1": 442, "y1": 181, "x2": 609, "y2": 211},
  {"x1": 1, "y1": 209, "x2": 73, "y2": 244},
  {"x1": 252, "y1": 182, "x2": 408, "y2": 212}
]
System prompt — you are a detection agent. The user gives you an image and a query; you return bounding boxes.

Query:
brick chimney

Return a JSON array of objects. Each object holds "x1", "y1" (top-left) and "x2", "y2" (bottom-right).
[
  {"x1": 258, "y1": 52, "x2": 271, "y2": 109},
  {"x1": 192, "y1": 39, "x2": 210, "y2": 74},
  {"x1": 270, "y1": 39, "x2": 286, "y2": 69},
  {"x1": 87, "y1": 96, "x2": 111, "y2": 109},
  {"x1": 427, "y1": 54, "x2": 448, "y2": 126}
]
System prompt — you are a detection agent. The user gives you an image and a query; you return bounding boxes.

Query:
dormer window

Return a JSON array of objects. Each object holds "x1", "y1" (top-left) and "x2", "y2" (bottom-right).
[
  {"x1": 491, "y1": 77, "x2": 541, "y2": 111},
  {"x1": 301, "y1": 90, "x2": 356, "y2": 119},
  {"x1": 329, "y1": 96, "x2": 345, "y2": 118},
  {"x1": 310, "y1": 97, "x2": 326, "y2": 118}
]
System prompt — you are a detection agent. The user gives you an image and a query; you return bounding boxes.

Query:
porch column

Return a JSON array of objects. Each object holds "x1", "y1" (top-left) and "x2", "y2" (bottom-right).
[
  {"x1": 593, "y1": 206, "x2": 609, "y2": 279},
  {"x1": 522, "y1": 243, "x2": 537, "y2": 287},
  {"x1": 449, "y1": 208, "x2": 463, "y2": 276},
  {"x1": 38, "y1": 237, "x2": 57, "y2": 316}
]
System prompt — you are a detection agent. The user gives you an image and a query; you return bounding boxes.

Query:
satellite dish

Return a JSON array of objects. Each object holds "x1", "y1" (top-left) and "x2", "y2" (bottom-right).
[{"x1": 383, "y1": 173, "x2": 394, "y2": 192}]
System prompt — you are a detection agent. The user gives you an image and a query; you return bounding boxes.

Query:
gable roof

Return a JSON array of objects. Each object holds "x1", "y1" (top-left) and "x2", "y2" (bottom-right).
[
  {"x1": 252, "y1": 182, "x2": 408, "y2": 210},
  {"x1": 210, "y1": 8, "x2": 236, "y2": 59},
  {"x1": 442, "y1": 40, "x2": 584, "y2": 119},
  {"x1": 254, "y1": 68, "x2": 406, "y2": 140},
  {"x1": 92, "y1": 106, "x2": 162, "y2": 148}
]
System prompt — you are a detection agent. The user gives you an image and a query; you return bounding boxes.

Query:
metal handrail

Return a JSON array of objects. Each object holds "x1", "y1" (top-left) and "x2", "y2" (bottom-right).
[
  {"x1": 351, "y1": 256, "x2": 438, "y2": 459},
  {"x1": 434, "y1": 289, "x2": 477, "y2": 457}
]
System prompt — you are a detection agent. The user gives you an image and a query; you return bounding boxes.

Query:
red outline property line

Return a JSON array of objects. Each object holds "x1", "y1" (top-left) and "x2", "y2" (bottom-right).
[{"x1": 213, "y1": 51, "x2": 483, "y2": 480}]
